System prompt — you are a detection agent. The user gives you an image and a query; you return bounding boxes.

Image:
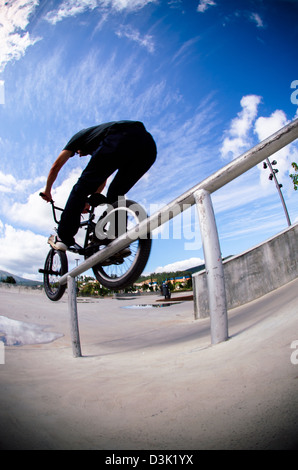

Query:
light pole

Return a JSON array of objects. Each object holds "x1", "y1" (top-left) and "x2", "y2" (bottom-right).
[{"x1": 263, "y1": 158, "x2": 291, "y2": 227}]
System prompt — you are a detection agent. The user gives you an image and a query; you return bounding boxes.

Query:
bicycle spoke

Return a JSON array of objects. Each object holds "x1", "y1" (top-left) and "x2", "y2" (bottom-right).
[
  {"x1": 87, "y1": 199, "x2": 151, "y2": 289},
  {"x1": 43, "y1": 249, "x2": 67, "y2": 301}
]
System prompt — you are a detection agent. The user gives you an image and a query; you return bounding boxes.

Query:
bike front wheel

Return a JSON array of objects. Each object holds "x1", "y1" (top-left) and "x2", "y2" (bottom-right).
[
  {"x1": 86, "y1": 199, "x2": 151, "y2": 290},
  {"x1": 43, "y1": 248, "x2": 68, "y2": 301}
]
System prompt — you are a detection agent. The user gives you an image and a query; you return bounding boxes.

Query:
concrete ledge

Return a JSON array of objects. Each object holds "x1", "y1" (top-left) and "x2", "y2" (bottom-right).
[{"x1": 192, "y1": 221, "x2": 298, "y2": 318}]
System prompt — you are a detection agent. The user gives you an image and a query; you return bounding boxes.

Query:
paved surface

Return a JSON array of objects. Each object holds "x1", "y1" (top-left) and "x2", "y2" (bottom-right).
[{"x1": 0, "y1": 279, "x2": 298, "y2": 450}]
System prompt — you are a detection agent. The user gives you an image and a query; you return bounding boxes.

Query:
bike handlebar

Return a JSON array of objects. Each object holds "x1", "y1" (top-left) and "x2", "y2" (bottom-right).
[
  {"x1": 39, "y1": 192, "x2": 64, "y2": 224},
  {"x1": 39, "y1": 191, "x2": 53, "y2": 202},
  {"x1": 39, "y1": 192, "x2": 95, "y2": 225}
]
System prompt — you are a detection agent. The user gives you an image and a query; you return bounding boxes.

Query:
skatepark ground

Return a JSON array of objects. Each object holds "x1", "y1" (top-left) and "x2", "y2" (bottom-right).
[{"x1": 0, "y1": 277, "x2": 298, "y2": 450}]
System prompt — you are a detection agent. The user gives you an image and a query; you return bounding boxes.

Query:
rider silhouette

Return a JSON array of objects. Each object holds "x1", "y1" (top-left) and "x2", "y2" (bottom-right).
[{"x1": 41, "y1": 121, "x2": 157, "y2": 251}]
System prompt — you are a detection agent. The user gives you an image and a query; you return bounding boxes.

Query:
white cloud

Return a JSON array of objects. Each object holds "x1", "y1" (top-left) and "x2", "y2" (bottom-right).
[
  {"x1": 109, "y1": 0, "x2": 157, "y2": 11},
  {"x1": 197, "y1": 0, "x2": 216, "y2": 13},
  {"x1": 254, "y1": 109, "x2": 298, "y2": 188},
  {"x1": 250, "y1": 12, "x2": 264, "y2": 29},
  {"x1": 219, "y1": 100, "x2": 298, "y2": 207},
  {"x1": 141, "y1": 94, "x2": 218, "y2": 203},
  {"x1": 44, "y1": 0, "x2": 98, "y2": 24},
  {"x1": 45, "y1": 0, "x2": 156, "y2": 24},
  {"x1": 0, "y1": 0, "x2": 41, "y2": 72},
  {"x1": 8, "y1": 168, "x2": 82, "y2": 231},
  {"x1": 0, "y1": 222, "x2": 48, "y2": 277},
  {"x1": 16, "y1": 44, "x2": 169, "y2": 124},
  {"x1": 212, "y1": 177, "x2": 264, "y2": 214},
  {"x1": 172, "y1": 36, "x2": 200, "y2": 64},
  {"x1": 220, "y1": 97, "x2": 298, "y2": 178},
  {"x1": 154, "y1": 257, "x2": 204, "y2": 273},
  {"x1": 0, "y1": 0, "x2": 156, "y2": 71},
  {"x1": 0, "y1": 80, "x2": 5, "y2": 105},
  {"x1": 115, "y1": 25, "x2": 155, "y2": 53},
  {"x1": 0, "y1": 166, "x2": 97, "y2": 277},
  {"x1": 254, "y1": 109, "x2": 288, "y2": 141},
  {"x1": 220, "y1": 94, "x2": 261, "y2": 160},
  {"x1": 0, "y1": 170, "x2": 45, "y2": 194}
]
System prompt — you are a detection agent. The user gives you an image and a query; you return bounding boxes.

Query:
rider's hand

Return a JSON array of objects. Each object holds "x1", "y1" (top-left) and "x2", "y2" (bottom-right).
[
  {"x1": 40, "y1": 191, "x2": 52, "y2": 202},
  {"x1": 82, "y1": 202, "x2": 90, "y2": 214}
]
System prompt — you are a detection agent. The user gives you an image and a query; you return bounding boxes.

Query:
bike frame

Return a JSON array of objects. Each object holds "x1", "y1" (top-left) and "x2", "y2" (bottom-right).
[
  {"x1": 48, "y1": 196, "x2": 131, "y2": 255},
  {"x1": 49, "y1": 200, "x2": 100, "y2": 256},
  {"x1": 40, "y1": 194, "x2": 152, "y2": 298}
]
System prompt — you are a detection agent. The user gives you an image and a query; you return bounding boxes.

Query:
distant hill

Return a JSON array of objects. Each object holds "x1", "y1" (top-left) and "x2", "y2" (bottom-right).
[
  {"x1": 0, "y1": 270, "x2": 42, "y2": 286},
  {"x1": 138, "y1": 256, "x2": 233, "y2": 283},
  {"x1": 137, "y1": 263, "x2": 206, "y2": 284},
  {"x1": 184, "y1": 264, "x2": 205, "y2": 274},
  {"x1": 176, "y1": 256, "x2": 233, "y2": 276}
]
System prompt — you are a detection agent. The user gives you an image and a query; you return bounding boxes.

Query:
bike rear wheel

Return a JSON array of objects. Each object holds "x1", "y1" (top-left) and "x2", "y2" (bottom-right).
[
  {"x1": 43, "y1": 248, "x2": 68, "y2": 301},
  {"x1": 86, "y1": 199, "x2": 151, "y2": 290}
]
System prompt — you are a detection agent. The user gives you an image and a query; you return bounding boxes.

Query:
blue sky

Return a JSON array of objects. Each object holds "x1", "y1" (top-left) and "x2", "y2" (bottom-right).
[{"x1": 0, "y1": 0, "x2": 298, "y2": 280}]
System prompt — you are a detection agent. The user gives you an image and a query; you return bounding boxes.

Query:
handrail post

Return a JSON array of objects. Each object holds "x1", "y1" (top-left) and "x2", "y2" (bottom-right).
[
  {"x1": 194, "y1": 189, "x2": 228, "y2": 344},
  {"x1": 68, "y1": 275, "x2": 82, "y2": 357}
]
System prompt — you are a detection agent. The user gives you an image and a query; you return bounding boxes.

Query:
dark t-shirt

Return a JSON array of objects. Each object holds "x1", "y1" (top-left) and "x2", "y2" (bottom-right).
[{"x1": 63, "y1": 120, "x2": 144, "y2": 155}]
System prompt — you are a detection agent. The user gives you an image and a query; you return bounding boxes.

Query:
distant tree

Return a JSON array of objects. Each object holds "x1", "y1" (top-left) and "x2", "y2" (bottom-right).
[
  {"x1": 2, "y1": 276, "x2": 16, "y2": 284},
  {"x1": 79, "y1": 283, "x2": 94, "y2": 296},
  {"x1": 290, "y1": 162, "x2": 298, "y2": 190},
  {"x1": 78, "y1": 279, "x2": 110, "y2": 297},
  {"x1": 141, "y1": 283, "x2": 150, "y2": 291}
]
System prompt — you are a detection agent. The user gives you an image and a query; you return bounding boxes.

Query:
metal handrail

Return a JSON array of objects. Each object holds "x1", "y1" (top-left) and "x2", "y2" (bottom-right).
[
  {"x1": 59, "y1": 117, "x2": 298, "y2": 285},
  {"x1": 58, "y1": 117, "x2": 298, "y2": 357}
]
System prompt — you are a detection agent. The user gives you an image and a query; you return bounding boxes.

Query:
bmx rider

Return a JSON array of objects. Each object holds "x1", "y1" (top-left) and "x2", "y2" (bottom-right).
[{"x1": 41, "y1": 120, "x2": 157, "y2": 251}]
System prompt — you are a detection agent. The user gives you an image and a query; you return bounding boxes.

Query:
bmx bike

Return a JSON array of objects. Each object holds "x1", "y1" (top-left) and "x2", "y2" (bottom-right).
[{"x1": 39, "y1": 193, "x2": 151, "y2": 301}]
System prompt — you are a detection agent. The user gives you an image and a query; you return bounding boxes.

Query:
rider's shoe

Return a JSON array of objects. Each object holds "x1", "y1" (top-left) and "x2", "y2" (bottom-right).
[
  {"x1": 101, "y1": 248, "x2": 131, "y2": 266},
  {"x1": 48, "y1": 235, "x2": 68, "y2": 252},
  {"x1": 118, "y1": 247, "x2": 131, "y2": 258}
]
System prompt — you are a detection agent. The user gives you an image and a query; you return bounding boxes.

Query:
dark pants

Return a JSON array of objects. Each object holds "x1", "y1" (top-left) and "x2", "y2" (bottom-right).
[{"x1": 58, "y1": 123, "x2": 157, "y2": 246}]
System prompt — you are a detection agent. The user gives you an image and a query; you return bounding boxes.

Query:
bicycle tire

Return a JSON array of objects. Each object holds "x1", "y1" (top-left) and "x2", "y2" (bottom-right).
[
  {"x1": 43, "y1": 248, "x2": 68, "y2": 301},
  {"x1": 86, "y1": 199, "x2": 151, "y2": 290}
]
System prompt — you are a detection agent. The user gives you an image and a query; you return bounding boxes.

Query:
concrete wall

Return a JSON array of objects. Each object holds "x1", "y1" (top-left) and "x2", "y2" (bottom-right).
[{"x1": 192, "y1": 221, "x2": 298, "y2": 318}]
